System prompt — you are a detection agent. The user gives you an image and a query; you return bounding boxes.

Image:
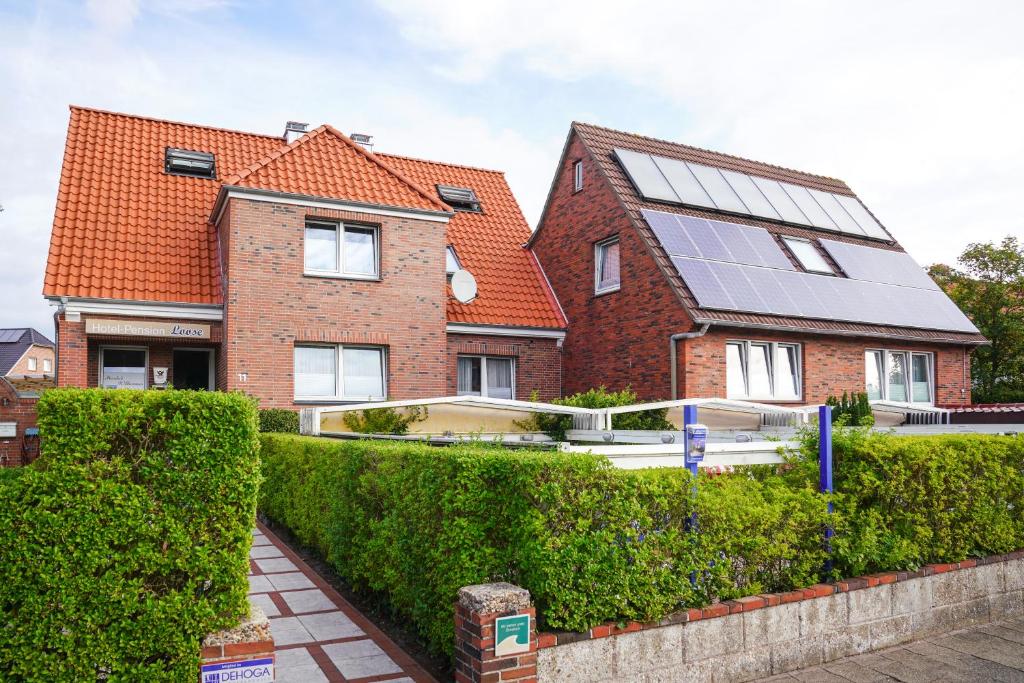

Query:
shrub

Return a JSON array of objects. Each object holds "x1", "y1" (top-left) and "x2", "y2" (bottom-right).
[
  {"x1": 259, "y1": 407, "x2": 300, "y2": 433},
  {"x1": 824, "y1": 391, "x2": 874, "y2": 426},
  {"x1": 519, "y1": 386, "x2": 674, "y2": 440},
  {"x1": 342, "y1": 405, "x2": 427, "y2": 435},
  {"x1": 259, "y1": 434, "x2": 829, "y2": 654},
  {"x1": 0, "y1": 389, "x2": 261, "y2": 681},
  {"x1": 786, "y1": 427, "x2": 1024, "y2": 576}
]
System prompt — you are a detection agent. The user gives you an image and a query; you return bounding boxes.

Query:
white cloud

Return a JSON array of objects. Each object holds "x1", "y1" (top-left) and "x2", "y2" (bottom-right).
[
  {"x1": 85, "y1": 0, "x2": 140, "y2": 32},
  {"x1": 376, "y1": 0, "x2": 1024, "y2": 267}
]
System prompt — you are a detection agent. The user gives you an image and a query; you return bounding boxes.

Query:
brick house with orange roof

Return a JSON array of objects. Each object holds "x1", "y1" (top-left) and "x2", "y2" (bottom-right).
[{"x1": 44, "y1": 107, "x2": 566, "y2": 407}]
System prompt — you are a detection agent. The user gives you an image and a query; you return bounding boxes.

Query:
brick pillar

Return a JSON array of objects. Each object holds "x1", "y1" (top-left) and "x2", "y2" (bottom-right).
[
  {"x1": 455, "y1": 582, "x2": 537, "y2": 683},
  {"x1": 56, "y1": 313, "x2": 88, "y2": 388}
]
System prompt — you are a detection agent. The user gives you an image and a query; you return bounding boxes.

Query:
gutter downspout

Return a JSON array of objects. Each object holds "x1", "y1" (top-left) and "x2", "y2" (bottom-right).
[{"x1": 670, "y1": 323, "x2": 710, "y2": 400}]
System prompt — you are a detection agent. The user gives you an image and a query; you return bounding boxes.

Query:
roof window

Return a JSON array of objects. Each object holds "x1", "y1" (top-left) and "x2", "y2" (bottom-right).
[
  {"x1": 165, "y1": 147, "x2": 216, "y2": 178},
  {"x1": 782, "y1": 236, "x2": 834, "y2": 274},
  {"x1": 446, "y1": 245, "x2": 462, "y2": 275},
  {"x1": 437, "y1": 184, "x2": 481, "y2": 212}
]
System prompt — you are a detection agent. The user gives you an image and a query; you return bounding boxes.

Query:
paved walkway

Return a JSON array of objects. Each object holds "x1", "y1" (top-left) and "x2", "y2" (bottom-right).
[
  {"x1": 248, "y1": 523, "x2": 437, "y2": 683},
  {"x1": 763, "y1": 617, "x2": 1024, "y2": 682}
]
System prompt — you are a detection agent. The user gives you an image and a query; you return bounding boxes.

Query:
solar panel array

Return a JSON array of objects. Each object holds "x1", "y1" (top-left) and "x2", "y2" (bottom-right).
[
  {"x1": 615, "y1": 148, "x2": 891, "y2": 241},
  {"x1": 819, "y1": 239, "x2": 938, "y2": 291},
  {"x1": 638, "y1": 208, "x2": 978, "y2": 333},
  {"x1": 642, "y1": 210, "x2": 794, "y2": 270},
  {"x1": 0, "y1": 329, "x2": 24, "y2": 343}
]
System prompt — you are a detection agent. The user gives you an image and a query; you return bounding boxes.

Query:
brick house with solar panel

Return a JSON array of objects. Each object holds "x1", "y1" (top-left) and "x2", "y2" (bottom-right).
[
  {"x1": 43, "y1": 107, "x2": 566, "y2": 408},
  {"x1": 530, "y1": 123, "x2": 986, "y2": 406}
]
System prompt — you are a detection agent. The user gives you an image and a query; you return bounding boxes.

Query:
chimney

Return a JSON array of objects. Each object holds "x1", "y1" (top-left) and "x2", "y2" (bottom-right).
[
  {"x1": 284, "y1": 121, "x2": 309, "y2": 144},
  {"x1": 350, "y1": 133, "x2": 374, "y2": 152}
]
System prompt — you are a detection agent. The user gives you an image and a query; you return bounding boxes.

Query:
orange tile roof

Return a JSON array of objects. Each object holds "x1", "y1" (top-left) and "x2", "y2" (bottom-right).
[
  {"x1": 225, "y1": 125, "x2": 448, "y2": 213},
  {"x1": 45, "y1": 106, "x2": 284, "y2": 304},
  {"x1": 380, "y1": 154, "x2": 566, "y2": 328}
]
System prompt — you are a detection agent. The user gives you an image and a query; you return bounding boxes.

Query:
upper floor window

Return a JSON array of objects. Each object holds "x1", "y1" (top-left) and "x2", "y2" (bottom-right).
[
  {"x1": 594, "y1": 236, "x2": 621, "y2": 294},
  {"x1": 165, "y1": 147, "x2": 216, "y2": 179},
  {"x1": 574, "y1": 160, "x2": 584, "y2": 192},
  {"x1": 43, "y1": 358, "x2": 52, "y2": 373},
  {"x1": 437, "y1": 184, "x2": 482, "y2": 213},
  {"x1": 294, "y1": 344, "x2": 386, "y2": 401},
  {"x1": 27, "y1": 357, "x2": 37, "y2": 371},
  {"x1": 457, "y1": 355, "x2": 514, "y2": 400},
  {"x1": 446, "y1": 245, "x2": 462, "y2": 276},
  {"x1": 726, "y1": 340, "x2": 801, "y2": 401},
  {"x1": 865, "y1": 350, "x2": 933, "y2": 404},
  {"x1": 304, "y1": 221, "x2": 379, "y2": 279},
  {"x1": 782, "y1": 236, "x2": 833, "y2": 274}
]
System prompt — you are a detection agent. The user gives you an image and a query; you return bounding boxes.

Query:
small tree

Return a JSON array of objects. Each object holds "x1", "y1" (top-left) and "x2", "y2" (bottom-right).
[{"x1": 929, "y1": 237, "x2": 1024, "y2": 403}]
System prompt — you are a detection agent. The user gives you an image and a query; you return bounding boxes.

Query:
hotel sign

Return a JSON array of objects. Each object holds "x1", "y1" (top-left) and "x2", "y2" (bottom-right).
[{"x1": 86, "y1": 318, "x2": 210, "y2": 340}]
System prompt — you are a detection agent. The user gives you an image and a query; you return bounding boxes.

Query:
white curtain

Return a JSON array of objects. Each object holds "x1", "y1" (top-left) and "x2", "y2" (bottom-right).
[
  {"x1": 457, "y1": 357, "x2": 479, "y2": 395},
  {"x1": 486, "y1": 358, "x2": 513, "y2": 399},
  {"x1": 343, "y1": 348, "x2": 384, "y2": 399},
  {"x1": 599, "y1": 241, "x2": 620, "y2": 289},
  {"x1": 305, "y1": 225, "x2": 338, "y2": 271},
  {"x1": 295, "y1": 346, "x2": 336, "y2": 397},
  {"x1": 343, "y1": 228, "x2": 377, "y2": 275}
]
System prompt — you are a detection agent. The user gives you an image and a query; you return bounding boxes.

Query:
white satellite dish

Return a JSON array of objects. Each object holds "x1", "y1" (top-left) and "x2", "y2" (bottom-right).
[{"x1": 451, "y1": 269, "x2": 478, "y2": 304}]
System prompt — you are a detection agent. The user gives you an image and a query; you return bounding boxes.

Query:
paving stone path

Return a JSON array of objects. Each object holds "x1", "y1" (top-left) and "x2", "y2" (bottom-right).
[
  {"x1": 248, "y1": 523, "x2": 437, "y2": 683},
  {"x1": 763, "y1": 617, "x2": 1024, "y2": 682}
]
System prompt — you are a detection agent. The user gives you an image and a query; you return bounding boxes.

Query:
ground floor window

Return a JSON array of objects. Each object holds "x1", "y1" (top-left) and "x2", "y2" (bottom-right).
[
  {"x1": 100, "y1": 346, "x2": 148, "y2": 389},
  {"x1": 865, "y1": 350, "x2": 933, "y2": 404},
  {"x1": 457, "y1": 356, "x2": 514, "y2": 399},
  {"x1": 294, "y1": 345, "x2": 386, "y2": 401},
  {"x1": 725, "y1": 340, "x2": 801, "y2": 401},
  {"x1": 172, "y1": 348, "x2": 214, "y2": 391}
]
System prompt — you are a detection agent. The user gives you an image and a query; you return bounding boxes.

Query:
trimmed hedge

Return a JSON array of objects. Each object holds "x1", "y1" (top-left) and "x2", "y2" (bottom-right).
[
  {"x1": 787, "y1": 428, "x2": 1024, "y2": 577},
  {"x1": 258, "y1": 407, "x2": 300, "y2": 433},
  {"x1": 259, "y1": 435, "x2": 829, "y2": 654},
  {"x1": 0, "y1": 389, "x2": 261, "y2": 682}
]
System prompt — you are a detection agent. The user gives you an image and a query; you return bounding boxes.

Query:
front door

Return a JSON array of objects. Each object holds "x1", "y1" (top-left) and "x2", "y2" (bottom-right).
[{"x1": 173, "y1": 349, "x2": 213, "y2": 391}]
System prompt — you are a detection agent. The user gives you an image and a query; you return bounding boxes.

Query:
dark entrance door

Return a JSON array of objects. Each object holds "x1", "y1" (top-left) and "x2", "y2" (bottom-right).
[{"x1": 173, "y1": 349, "x2": 213, "y2": 391}]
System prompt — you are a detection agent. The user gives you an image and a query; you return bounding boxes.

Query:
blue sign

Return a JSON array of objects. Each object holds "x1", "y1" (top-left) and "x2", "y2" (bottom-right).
[{"x1": 201, "y1": 657, "x2": 274, "y2": 683}]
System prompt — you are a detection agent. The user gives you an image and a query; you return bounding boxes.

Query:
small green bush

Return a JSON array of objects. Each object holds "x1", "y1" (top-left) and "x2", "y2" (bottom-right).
[
  {"x1": 519, "y1": 386, "x2": 674, "y2": 440},
  {"x1": 824, "y1": 391, "x2": 874, "y2": 426},
  {"x1": 259, "y1": 407, "x2": 300, "y2": 433},
  {"x1": 259, "y1": 434, "x2": 829, "y2": 655},
  {"x1": 785, "y1": 427, "x2": 1024, "y2": 576},
  {"x1": 342, "y1": 405, "x2": 427, "y2": 435},
  {"x1": 0, "y1": 389, "x2": 261, "y2": 681}
]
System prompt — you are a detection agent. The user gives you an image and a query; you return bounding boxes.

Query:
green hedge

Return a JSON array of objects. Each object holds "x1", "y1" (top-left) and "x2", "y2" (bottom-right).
[
  {"x1": 0, "y1": 389, "x2": 261, "y2": 682},
  {"x1": 787, "y1": 428, "x2": 1024, "y2": 577},
  {"x1": 258, "y1": 407, "x2": 300, "y2": 433},
  {"x1": 259, "y1": 434, "x2": 828, "y2": 654}
]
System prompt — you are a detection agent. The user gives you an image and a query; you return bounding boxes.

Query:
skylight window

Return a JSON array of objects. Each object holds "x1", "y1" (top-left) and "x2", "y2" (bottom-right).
[
  {"x1": 165, "y1": 148, "x2": 216, "y2": 178},
  {"x1": 437, "y1": 184, "x2": 481, "y2": 212},
  {"x1": 446, "y1": 245, "x2": 462, "y2": 275},
  {"x1": 782, "y1": 237, "x2": 833, "y2": 274}
]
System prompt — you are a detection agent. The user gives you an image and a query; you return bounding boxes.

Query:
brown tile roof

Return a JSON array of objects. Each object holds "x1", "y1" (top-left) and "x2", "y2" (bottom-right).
[
  {"x1": 379, "y1": 154, "x2": 566, "y2": 328},
  {"x1": 224, "y1": 125, "x2": 449, "y2": 213},
  {"x1": 45, "y1": 106, "x2": 285, "y2": 304},
  {"x1": 567, "y1": 122, "x2": 986, "y2": 345}
]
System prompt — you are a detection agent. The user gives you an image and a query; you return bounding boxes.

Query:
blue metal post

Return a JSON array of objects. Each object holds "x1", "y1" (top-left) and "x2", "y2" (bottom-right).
[
  {"x1": 818, "y1": 405, "x2": 834, "y2": 576},
  {"x1": 683, "y1": 404, "x2": 699, "y2": 586}
]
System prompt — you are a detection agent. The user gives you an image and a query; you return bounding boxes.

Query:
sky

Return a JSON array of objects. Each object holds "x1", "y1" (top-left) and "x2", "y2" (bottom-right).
[{"x1": 1, "y1": 0, "x2": 1022, "y2": 339}]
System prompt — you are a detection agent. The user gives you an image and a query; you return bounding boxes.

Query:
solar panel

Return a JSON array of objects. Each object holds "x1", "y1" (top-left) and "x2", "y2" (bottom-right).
[
  {"x1": 0, "y1": 329, "x2": 24, "y2": 343},
  {"x1": 721, "y1": 170, "x2": 781, "y2": 220},
  {"x1": 808, "y1": 189, "x2": 865, "y2": 235},
  {"x1": 642, "y1": 210, "x2": 794, "y2": 270},
  {"x1": 614, "y1": 149, "x2": 679, "y2": 203},
  {"x1": 751, "y1": 177, "x2": 811, "y2": 225},
  {"x1": 650, "y1": 156, "x2": 716, "y2": 209},
  {"x1": 819, "y1": 239, "x2": 938, "y2": 290},
  {"x1": 781, "y1": 183, "x2": 837, "y2": 231},
  {"x1": 687, "y1": 163, "x2": 749, "y2": 215},
  {"x1": 833, "y1": 194, "x2": 891, "y2": 240},
  {"x1": 670, "y1": 257, "x2": 977, "y2": 332}
]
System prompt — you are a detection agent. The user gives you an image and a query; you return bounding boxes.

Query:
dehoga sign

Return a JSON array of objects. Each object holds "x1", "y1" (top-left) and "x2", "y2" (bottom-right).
[{"x1": 85, "y1": 318, "x2": 211, "y2": 339}]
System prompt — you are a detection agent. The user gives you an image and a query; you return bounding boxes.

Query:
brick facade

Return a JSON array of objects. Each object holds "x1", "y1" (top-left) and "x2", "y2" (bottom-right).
[
  {"x1": 0, "y1": 380, "x2": 40, "y2": 466},
  {"x1": 447, "y1": 333, "x2": 563, "y2": 401},
  {"x1": 5, "y1": 344, "x2": 55, "y2": 377},
  {"x1": 532, "y1": 132, "x2": 973, "y2": 405}
]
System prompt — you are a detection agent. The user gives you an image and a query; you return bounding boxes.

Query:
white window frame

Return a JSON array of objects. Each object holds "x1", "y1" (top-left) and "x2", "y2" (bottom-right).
[
  {"x1": 304, "y1": 221, "x2": 380, "y2": 280},
  {"x1": 27, "y1": 357, "x2": 37, "y2": 371},
  {"x1": 98, "y1": 345, "x2": 149, "y2": 390},
  {"x1": 725, "y1": 340, "x2": 802, "y2": 401},
  {"x1": 294, "y1": 344, "x2": 387, "y2": 402},
  {"x1": 865, "y1": 349, "x2": 934, "y2": 405},
  {"x1": 782, "y1": 236, "x2": 834, "y2": 274},
  {"x1": 456, "y1": 355, "x2": 516, "y2": 400},
  {"x1": 42, "y1": 358, "x2": 52, "y2": 373},
  {"x1": 573, "y1": 160, "x2": 584, "y2": 192},
  {"x1": 171, "y1": 347, "x2": 216, "y2": 391},
  {"x1": 594, "y1": 236, "x2": 621, "y2": 295},
  {"x1": 446, "y1": 245, "x2": 462, "y2": 276}
]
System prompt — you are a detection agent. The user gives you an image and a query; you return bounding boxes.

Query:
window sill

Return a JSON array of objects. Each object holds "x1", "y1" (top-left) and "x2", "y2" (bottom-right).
[
  {"x1": 294, "y1": 397, "x2": 386, "y2": 405},
  {"x1": 594, "y1": 286, "x2": 620, "y2": 298},
  {"x1": 304, "y1": 272, "x2": 381, "y2": 282}
]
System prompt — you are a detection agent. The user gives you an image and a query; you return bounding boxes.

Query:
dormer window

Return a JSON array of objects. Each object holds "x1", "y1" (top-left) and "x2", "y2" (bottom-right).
[
  {"x1": 165, "y1": 148, "x2": 216, "y2": 178},
  {"x1": 446, "y1": 245, "x2": 462, "y2": 276},
  {"x1": 437, "y1": 184, "x2": 481, "y2": 213}
]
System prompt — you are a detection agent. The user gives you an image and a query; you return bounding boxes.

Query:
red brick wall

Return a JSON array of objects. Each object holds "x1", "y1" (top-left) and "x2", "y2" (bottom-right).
[
  {"x1": 0, "y1": 380, "x2": 38, "y2": 467},
  {"x1": 7, "y1": 345, "x2": 55, "y2": 376},
  {"x1": 532, "y1": 133, "x2": 694, "y2": 400},
  {"x1": 219, "y1": 198, "x2": 448, "y2": 408},
  {"x1": 446, "y1": 333, "x2": 562, "y2": 401},
  {"x1": 56, "y1": 314, "x2": 88, "y2": 388}
]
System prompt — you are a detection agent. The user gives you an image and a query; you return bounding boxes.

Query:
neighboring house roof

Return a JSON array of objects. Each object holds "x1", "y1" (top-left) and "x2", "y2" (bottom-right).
[
  {"x1": 560, "y1": 122, "x2": 986, "y2": 345},
  {"x1": 0, "y1": 328, "x2": 54, "y2": 377},
  {"x1": 380, "y1": 154, "x2": 566, "y2": 328}
]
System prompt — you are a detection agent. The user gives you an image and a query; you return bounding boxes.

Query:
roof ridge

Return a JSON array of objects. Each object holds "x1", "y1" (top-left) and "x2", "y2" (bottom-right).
[
  {"x1": 222, "y1": 125, "x2": 320, "y2": 185},
  {"x1": 70, "y1": 105, "x2": 283, "y2": 142},
  {"x1": 572, "y1": 120, "x2": 848, "y2": 187},
  {"x1": 376, "y1": 152, "x2": 504, "y2": 176}
]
